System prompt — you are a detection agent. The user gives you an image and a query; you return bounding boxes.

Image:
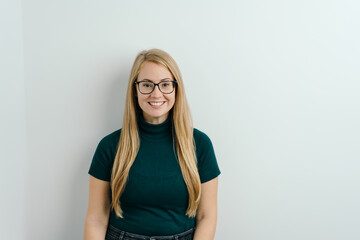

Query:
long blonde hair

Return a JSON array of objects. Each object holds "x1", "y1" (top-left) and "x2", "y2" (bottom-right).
[{"x1": 110, "y1": 48, "x2": 201, "y2": 218}]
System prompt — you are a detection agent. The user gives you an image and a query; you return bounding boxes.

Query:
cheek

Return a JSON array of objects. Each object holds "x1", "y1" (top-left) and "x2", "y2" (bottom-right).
[
  {"x1": 138, "y1": 94, "x2": 148, "y2": 103},
  {"x1": 169, "y1": 94, "x2": 176, "y2": 106},
  {"x1": 138, "y1": 97, "x2": 147, "y2": 107}
]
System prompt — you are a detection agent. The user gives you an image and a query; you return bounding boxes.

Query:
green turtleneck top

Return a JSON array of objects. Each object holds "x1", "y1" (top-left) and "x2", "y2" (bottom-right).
[{"x1": 88, "y1": 113, "x2": 221, "y2": 236}]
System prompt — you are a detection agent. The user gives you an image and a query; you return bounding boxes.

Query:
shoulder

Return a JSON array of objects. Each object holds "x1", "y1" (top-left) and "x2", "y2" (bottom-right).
[
  {"x1": 193, "y1": 127, "x2": 216, "y2": 156},
  {"x1": 193, "y1": 127, "x2": 213, "y2": 147},
  {"x1": 193, "y1": 128, "x2": 221, "y2": 183},
  {"x1": 89, "y1": 129, "x2": 121, "y2": 181},
  {"x1": 97, "y1": 128, "x2": 122, "y2": 149}
]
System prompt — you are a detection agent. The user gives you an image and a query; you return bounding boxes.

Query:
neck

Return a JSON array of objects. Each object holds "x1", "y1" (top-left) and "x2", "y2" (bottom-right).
[
  {"x1": 137, "y1": 112, "x2": 173, "y2": 141},
  {"x1": 142, "y1": 112, "x2": 169, "y2": 124}
]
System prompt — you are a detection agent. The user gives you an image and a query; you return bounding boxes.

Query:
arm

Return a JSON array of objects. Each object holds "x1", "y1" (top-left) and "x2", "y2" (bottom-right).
[
  {"x1": 84, "y1": 175, "x2": 111, "y2": 240},
  {"x1": 193, "y1": 177, "x2": 219, "y2": 240}
]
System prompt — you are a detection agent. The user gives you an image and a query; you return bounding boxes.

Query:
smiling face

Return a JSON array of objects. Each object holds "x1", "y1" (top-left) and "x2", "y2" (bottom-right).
[{"x1": 136, "y1": 61, "x2": 176, "y2": 124}]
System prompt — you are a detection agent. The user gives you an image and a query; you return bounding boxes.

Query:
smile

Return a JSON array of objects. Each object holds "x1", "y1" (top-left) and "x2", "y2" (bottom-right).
[
  {"x1": 149, "y1": 101, "x2": 165, "y2": 105},
  {"x1": 148, "y1": 101, "x2": 165, "y2": 107}
]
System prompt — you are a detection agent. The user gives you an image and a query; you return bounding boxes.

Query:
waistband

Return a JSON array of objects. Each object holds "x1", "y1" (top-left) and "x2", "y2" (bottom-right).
[{"x1": 106, "y1": 224, "x2": 195, "y2": 240}]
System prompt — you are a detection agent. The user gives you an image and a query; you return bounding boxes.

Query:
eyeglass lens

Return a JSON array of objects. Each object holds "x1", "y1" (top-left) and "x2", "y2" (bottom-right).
[{"x1": 138, "y1": 81, "x2": 174, "y2": 94}]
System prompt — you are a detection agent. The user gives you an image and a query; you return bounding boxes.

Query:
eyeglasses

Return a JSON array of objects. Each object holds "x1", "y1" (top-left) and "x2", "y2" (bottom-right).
[{"x1": 135, "y1": 80, "x2": 177, "y2": 94}]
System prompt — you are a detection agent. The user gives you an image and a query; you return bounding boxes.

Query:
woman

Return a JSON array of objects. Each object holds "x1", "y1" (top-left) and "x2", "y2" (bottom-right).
[{"x1": 84, "y1": 48, "x2": 221, "y2": 240}]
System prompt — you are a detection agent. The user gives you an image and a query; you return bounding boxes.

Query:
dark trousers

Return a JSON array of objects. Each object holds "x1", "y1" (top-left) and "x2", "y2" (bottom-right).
[{"x1": 105, "y1": 224, "x2": 195, "y2": 240}]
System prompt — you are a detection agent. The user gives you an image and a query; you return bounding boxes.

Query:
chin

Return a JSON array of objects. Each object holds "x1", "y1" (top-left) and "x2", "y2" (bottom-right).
[{"x1": 151, "y1": 113, "x2": 166, "y2": 118}]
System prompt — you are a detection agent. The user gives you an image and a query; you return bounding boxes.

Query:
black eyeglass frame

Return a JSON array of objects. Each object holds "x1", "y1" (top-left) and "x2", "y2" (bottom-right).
[{"x1": 134, "y1": 80, "x2": 177, "y2": 94}]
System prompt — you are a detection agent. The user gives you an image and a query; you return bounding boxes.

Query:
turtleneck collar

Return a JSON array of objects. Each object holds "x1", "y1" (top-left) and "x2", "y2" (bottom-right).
[{"x1": 138, "y1": 112, "x2": 173, "y2": 141}]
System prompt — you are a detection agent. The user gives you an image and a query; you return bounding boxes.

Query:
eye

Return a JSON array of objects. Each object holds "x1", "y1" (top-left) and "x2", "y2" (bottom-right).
[
  {"x1": 141, "y1": 82, "x2": 153, "y2": 88},
  {"x1": 160, "y1": 81, "x2": 172, "y2": 86}
]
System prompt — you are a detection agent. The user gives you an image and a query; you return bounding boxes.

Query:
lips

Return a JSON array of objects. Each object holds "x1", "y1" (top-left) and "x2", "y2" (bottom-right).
[
  {"x1": 148, "y1": 101, "x2": 166, "y2": 108},
  {"x1": 149, "y1": 101, "x2": 165, "y2": 103}
]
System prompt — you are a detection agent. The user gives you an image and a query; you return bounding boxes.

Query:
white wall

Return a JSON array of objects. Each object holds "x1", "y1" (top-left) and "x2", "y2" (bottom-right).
[
  {"x1": 0, "y1": 0, "x2": 26, "y2": 239},
  {"x1": 1, "y1": 0, "x2": 359, "y2": 239}
]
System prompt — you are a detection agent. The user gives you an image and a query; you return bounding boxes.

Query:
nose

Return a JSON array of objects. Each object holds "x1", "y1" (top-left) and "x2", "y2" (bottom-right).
[{"x1": 151, "y1": 85, "x2": 163, "y2": 97}]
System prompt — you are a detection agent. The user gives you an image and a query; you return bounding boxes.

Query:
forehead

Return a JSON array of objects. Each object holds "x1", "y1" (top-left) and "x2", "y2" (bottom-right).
[{"x1": 138, "y1": 61, "x2": 173, "y2": 82}]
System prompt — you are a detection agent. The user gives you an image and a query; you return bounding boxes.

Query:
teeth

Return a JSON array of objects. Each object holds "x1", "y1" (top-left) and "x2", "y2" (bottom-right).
[{"x1": 150, "y1": 102, "x2": 164, "y2": 106}]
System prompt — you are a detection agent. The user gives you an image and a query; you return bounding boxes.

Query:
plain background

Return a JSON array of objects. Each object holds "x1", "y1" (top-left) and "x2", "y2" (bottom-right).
[{"x1": 1, "y1": 0, "x2": 359, "y2": 239}]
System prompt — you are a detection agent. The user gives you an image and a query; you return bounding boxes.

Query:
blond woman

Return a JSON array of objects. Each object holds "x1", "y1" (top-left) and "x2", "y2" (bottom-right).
[{"x1": 84, "y1": 49, "x2": 221, "y2": 240}]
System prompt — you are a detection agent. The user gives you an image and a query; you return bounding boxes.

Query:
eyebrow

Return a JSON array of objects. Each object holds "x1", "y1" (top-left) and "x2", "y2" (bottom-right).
[{"x1": 140, "y1": 78, "x2": 173, "y2": 82}]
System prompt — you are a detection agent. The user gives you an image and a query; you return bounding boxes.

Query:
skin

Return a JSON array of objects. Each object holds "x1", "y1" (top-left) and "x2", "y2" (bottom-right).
[
  {"x1": 193, "y1": 177, "x2": 219, "y2": 240},
  {"x1": 84, "y1": 61, "x2": 219, "y2": 239},
  {"x1": 136, "y1": 61, "x2": 176, "y2": 124},
  {"x1": 84, "y1": 176, "x2": 111, "y2": 240}
]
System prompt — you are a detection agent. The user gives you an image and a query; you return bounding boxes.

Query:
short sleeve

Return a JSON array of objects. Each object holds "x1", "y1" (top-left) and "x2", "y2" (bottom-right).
[
  {"x1": 88, "y1": 130, "x2": 120, "y2": 181},
  {"x1": 194, "y1": 129, "x2": 221, "y2": 183}
]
